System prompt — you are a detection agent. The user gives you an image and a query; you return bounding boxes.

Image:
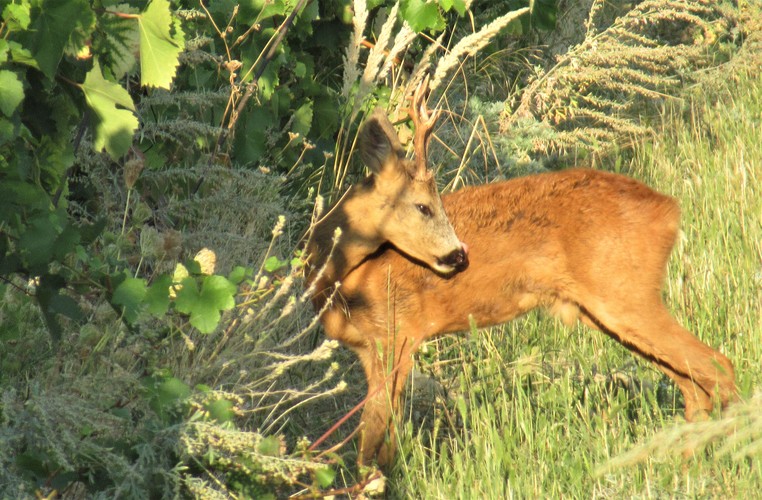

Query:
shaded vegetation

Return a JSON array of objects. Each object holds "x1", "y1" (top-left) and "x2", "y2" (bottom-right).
[{"x1": 1, "y1": 0, "x2": 759, "y2": 497}]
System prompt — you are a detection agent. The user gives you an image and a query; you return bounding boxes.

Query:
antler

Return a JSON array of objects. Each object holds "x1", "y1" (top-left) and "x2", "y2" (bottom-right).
[{"x1": 410, "y1": 75, "x2": 440, "y2": 178}]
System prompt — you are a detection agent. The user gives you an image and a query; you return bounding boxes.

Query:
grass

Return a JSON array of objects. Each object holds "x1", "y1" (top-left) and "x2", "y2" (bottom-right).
[
  {"x1": 386, "y1": 47, "x2": 762, "y2": 498},
  {"x1": 1, "y1": 4, "x2": 758, "y2": 497}
]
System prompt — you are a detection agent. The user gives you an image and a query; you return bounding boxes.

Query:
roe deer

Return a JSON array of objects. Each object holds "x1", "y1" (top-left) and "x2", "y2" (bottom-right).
[{"x1": 304, "y1": 88, "x2": 736, "y2": 468}]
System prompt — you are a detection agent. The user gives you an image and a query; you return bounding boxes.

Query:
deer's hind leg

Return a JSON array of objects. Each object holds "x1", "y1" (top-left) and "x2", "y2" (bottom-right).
[{"x1": 577, "y1": 293, "x2": 736, "y2": 421}]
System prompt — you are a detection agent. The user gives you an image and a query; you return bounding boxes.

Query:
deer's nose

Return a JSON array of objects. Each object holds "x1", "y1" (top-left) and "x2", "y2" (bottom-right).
[{"x1": 440, "y1": 245, "x2": 469, "y2": 272}]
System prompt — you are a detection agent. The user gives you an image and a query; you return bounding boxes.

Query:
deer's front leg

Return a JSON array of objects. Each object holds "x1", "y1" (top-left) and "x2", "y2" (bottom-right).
[{"x1": 355, "y1": 336, "x2": 417, "y2": 467}]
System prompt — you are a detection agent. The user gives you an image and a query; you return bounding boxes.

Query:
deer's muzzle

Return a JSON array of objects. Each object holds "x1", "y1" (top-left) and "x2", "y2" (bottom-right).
[{"x1": 438, "y1": 244, "x2": 469, "y2": 273}]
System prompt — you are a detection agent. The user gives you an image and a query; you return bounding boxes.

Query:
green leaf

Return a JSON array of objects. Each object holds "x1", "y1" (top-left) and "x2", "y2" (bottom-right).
[
  {"x1": 263, "y1": 255, "x2": 287, "y2": 273},
  {"x1": 174, "y1": 276, "x2": 200, "y2": 314},
  {"x1": 50, "y1": 217, "x2": 81, "y2": 261},
  {"x1": 24, "y1": 0, "x2": 91, "y2": 79},
  {"x1": 205, "y1": 398, "x2": 235, "y2": 423},
  {"x1": 46, "y1": 292, "x2": 85, "y2": 322},
  {"x1": 137, "y1": 0, "x2": 185, "y2": 89},
  {"x1": 157, "y1": 377, "x2": 190, "y2": 403},
  {"x1": 294, "y1": 61, "x2": 307, "y2": 79},
  {"x1": 240, "y1": 0, "x2": 285, "y2": 23},
  {"x1": 145, "y1": 274, "x2": 173, "y2": 316},
  {"x1": 78, "y1": 218, "x2": 107, "y2": 246},
  {"x1": 0, "y1": 70, "x2": 24, "y2": 117},
  {"x1": 292, "y1": 100, "x2": 313, "y2": 139},
  {"x1": 35, "y1": 274, "x2": 69, "y2": 342},
  {"x1": 96, "y1": 4, "x2": 140, "y2": 78},
  {"x1": 531, "y1": 0, "x2": 558, "y2": 31},
  {"x1": 258, "y1": 436, "x2": 283, "y2": 457},
  {"x1": 19, "y1": 214, "x2": 59, "y2": 273},
  {"x1": 112, "y1": 276, "x2": 148, "y2": 324},
  {"x1": 146, "y1": 376, "x2": 191, "y2": 420},
  {"x1": 312, "y1": 96, "x2": 340, "y2": 140},
  {"x1": 451, "y1": 0, "x2": 467, "y2": 16},
  {"x1": 201, "y1": 275, "x2": 236, "y2": 310},
  {"x1": 315, "y1": 467, "x2": 336, "y2": 488},
  {"x1": 403, "y1": 0, "x2": 445, "y2": 32},
  {"x1": 2, "y1": 2, "x2": 32, "y2": 31},
  {"x1": 297, "y1": 0, "x2": 319, "y2": 30},
  {"x1": 5, "y1": 40, "x2": 38, "y2": 68},
  {"x1": 175, "y1": 275, "x2": 236, "y2": 334},
  {"x1": 257, "y1": 58, "x2": 279, "y2": 100},
  {"x1": 0, "y1": 117, "x2": 14, "y2": 146},
  {"x1": 234, "y1": 106, "x2": 273, "y2": 160},
  {"x1": 81, "y1": 60, "x2": 138, "y2": 159},
  {"x1": 228, "y1": 266, "x2": 248, "y2": 284}
]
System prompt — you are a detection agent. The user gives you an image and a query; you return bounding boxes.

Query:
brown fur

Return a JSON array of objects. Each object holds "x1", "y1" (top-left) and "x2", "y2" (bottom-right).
[{"x1": 316, "y1": 168, "x2": 737, "y2": 467}]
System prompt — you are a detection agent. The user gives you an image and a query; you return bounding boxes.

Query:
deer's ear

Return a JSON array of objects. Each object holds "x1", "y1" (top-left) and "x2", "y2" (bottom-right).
[{"x1": 358, "y1": 108, "x2": 404, "y2": 175}]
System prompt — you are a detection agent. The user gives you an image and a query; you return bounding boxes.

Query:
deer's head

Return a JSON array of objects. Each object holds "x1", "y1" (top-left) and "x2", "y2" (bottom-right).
[{"x1": 356, "y1": 105, "x2": 468, "y2": 275}]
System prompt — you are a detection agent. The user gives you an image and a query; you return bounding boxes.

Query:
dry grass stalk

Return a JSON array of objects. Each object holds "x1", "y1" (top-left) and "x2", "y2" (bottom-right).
[
  {"x1": 354, "y1": 2, "x2": 401, "y2": 118},
  {"x1": 502, "y1": 0, "x2": 738, "y2": 156},
  {"x1": 341, "y1": 0, "x2": 368, "y2": 97},
  {"x1": 596, "y1": 392, "x2": 762, "y2": 475},
  {"x1": 430, "y1": 7, "x2": 529, "y2": 93}
]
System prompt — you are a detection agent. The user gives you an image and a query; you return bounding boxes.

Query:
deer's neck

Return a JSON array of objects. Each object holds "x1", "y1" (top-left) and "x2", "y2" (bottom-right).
[{"x1": 305, "y1": 184, "x2": 383, "y2": 303}]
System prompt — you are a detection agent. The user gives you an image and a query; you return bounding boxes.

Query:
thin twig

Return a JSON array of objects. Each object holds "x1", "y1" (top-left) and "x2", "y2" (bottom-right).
[{"x1": 193, "y1": 0, "x2": 311, "y2": 194}]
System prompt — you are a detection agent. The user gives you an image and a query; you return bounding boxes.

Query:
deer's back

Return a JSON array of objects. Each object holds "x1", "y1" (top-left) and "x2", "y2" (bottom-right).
[{"x1": 328, "y1": 169, "x2": 681, "y2": 343}]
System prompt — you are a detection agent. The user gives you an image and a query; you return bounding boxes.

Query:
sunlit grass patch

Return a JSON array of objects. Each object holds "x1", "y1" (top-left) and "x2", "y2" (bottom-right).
[{"x1": 391, "y1": 36, "x2": 762, "y2": 499}]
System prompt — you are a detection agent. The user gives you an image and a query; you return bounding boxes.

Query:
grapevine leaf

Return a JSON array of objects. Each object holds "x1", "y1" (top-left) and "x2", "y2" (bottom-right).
[
  {"x1": 81, "y1": 60, "x2": 138, "y2": 159},
  {"x1": 451, "y1": 0, "x2": 467, "y2": 16},
  {"x1": 96, "y1": 4, "x2": 140, "y2": 78},
  {"x1": 112, "y1": 276, "x2": 148, "y2": 324},
  {"x1": 4, "y1": 40, "x2": 38, "y2": 69},
  {"x1": 47, "y1": 292, "x2": 85, "y2": 322},
  {"x1": 295, "y1": 0, "x2": 319, "y2": 35},
  {"x1": 23, "y1": 0, "x2": 91, "y2": 79},
  {"x1": 234, "y1": 106, "x2": 273, "y2": 160},
  {"x1": 240, "y1": 0, "x2": 285, "y2": 23},
  {"x1": 257, "y1": 59, "x2": 279, "y2": 99},
  {"x1": 188, "y1": 309, "x2": 221, "y2": 334},
  {"x1": 292, "y1": 100, "x2": 313, "y2": 139},
  {"x1": 145, "y1": 274, "x2": 173, "y2": 316},
  {"x1": 19, "y1": 214, "x2": 59, "y2": 274},
  {"x1": 156, "y1": 377, "x2": 190, "y2": 404},
  {"x1": 0, "y1": 118, "x2": 14, "y2": 146},
  {"x1": 201, "y1": 276, "x2": 236, "y2": 310},
  {"x1": 137, "y1": 0, "x2": 185, "y2": 89},
  {"x1": 263, "y1": 255, "x2": 287, "y2": 273},
  {"x1": 35, "y1": 275, "x2": 69, "y2": 342},
  {"x1": 403, "y1": 0, "x2": 444, "y2": 32},
  {"x1": 227, "y1": 266, "x2": 248, "y2": 284},
  {"x1": 0, "y1": 70, "x2": 24, "y2": 117},
  {"x1": 531, "y1": 0, "x2": 558, "y2": 31},
  {"x1": 175, "y1": 275, "x2": 236, "y2": 334},
  {"x1": 174, "y1": 277, "x2": 200, "y2": 315},
  {"x1": 52, "y1": 221, "x2": 81, "y2": 261},
  {"x1": 2, "y1": 2, "x2": 32, "y2": 31}
]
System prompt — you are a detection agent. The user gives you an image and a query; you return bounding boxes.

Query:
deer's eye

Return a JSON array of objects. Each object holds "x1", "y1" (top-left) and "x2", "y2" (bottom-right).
[{"x1": 416, "y1": 204, "x2": 433, "y2": 218}]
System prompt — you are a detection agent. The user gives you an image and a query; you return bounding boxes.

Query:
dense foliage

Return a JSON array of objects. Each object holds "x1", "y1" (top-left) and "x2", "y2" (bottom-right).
[
  {"x1": 0, "y1": 0, "x2": 548, "y2": 495},
  {"x1": 1, "y1": 0, "x2": 756, "y2": 497}
]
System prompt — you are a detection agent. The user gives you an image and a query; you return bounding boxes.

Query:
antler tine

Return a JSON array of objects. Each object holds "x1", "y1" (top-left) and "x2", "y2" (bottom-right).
[{"x1": 410, "y1": 74, "x2": 440, "y2": 177}]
